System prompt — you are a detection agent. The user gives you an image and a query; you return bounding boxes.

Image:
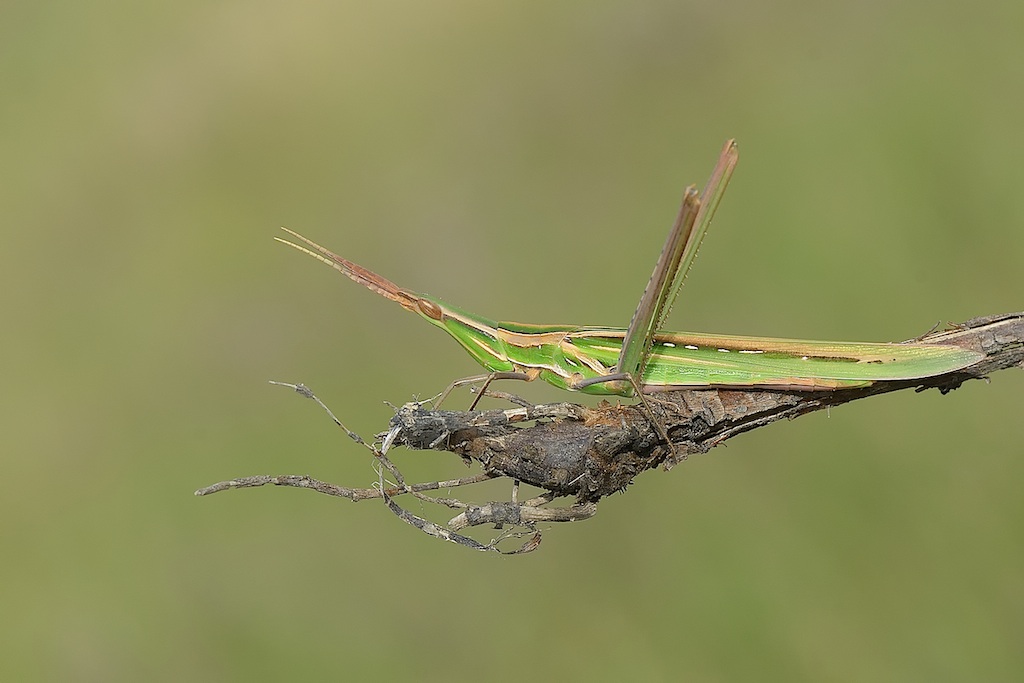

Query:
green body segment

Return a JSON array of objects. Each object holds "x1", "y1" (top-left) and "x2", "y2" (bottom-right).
[{"x1": 413, "y1": 294, "x2": 983, "y2": 395}]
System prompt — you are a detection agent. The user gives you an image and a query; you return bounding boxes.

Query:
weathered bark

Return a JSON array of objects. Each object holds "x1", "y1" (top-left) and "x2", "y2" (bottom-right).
[
  {"x1": 197, "y1": 313, "x2": 1021, "y2": 552},
  {"x1": 388, "y1": 313, "x2": 1023, "y2": 502}
]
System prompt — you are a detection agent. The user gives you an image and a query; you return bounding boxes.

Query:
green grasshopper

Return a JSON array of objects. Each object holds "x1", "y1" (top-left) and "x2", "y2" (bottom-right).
[{"x1": 277, "y1": 140, "x2": 982, "y2": 415}]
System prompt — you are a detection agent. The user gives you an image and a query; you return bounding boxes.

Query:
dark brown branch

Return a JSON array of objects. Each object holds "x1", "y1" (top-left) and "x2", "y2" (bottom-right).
[
  {"x1": 196, "y1": 312, "x2": 1020, "y2": 552},
  {"x1": 387, "y1": 313, "x2": 1023, "y2": 503}
]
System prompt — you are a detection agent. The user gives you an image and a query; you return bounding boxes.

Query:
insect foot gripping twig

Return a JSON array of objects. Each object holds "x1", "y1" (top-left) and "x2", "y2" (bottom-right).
[{"x1": 195, "y1": 382, "x2": 603, "y2": 553}]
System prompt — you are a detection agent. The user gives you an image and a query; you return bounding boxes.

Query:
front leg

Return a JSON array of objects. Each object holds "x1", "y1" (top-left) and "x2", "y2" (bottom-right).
[{"x1": 432, "y1": 369, "x2": 541, "y2": 410}]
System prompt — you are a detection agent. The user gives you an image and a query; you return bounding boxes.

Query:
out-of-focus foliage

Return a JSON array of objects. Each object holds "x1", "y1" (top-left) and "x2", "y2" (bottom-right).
[{"x1": 2, "y1": 1, "x2": 1021, "y2": 680}]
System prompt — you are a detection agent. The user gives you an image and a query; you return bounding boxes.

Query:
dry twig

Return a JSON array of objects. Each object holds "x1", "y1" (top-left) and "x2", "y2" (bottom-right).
[{"x1": 197, "y1": 313, "x2": 1021, "y2": 551}]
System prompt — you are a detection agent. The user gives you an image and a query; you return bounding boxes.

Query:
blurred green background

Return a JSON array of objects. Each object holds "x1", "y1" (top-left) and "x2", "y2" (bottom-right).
[{"x1": 3, "y1": 1, "x2": 1022, "y2": 680}]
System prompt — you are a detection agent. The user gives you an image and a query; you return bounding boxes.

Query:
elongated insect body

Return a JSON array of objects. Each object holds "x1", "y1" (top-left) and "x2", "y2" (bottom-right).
[
  {"x1": 276, "y1": 228, "x2": 982, "y2": 396},
  {"x1": 562, "y1": 329, "x2": 982, "y2": 392},
  {"x1": 276, "y1": 140, "x2": 982, "y2": 398}
]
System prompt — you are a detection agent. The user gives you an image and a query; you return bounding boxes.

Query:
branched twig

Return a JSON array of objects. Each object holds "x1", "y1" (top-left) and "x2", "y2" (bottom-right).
[
  {"x1": 197, "y1": 313, "x2": 1021, "y2": 551},
  {"x1": 196, "y1": 382, "x2": 575, "y2": 553},
  {"x1": 193, "y1": 472, "x2": 496, "y2": 501}
]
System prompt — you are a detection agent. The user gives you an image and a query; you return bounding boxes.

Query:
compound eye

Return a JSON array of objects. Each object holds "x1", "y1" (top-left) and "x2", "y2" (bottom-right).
[{"x1": 417, "y1": 299, "x2": 443, "y2": 321}]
